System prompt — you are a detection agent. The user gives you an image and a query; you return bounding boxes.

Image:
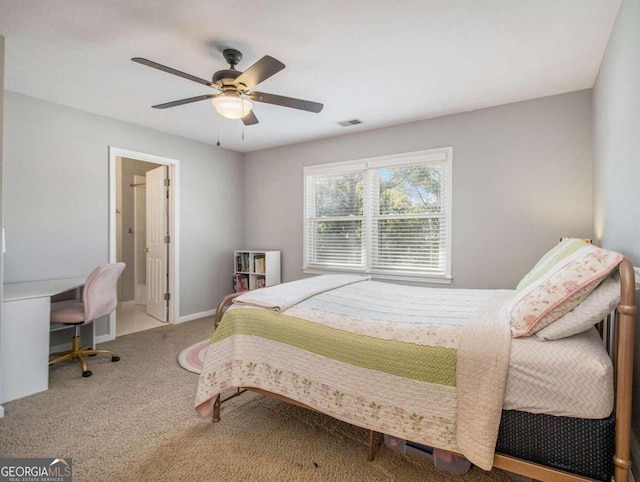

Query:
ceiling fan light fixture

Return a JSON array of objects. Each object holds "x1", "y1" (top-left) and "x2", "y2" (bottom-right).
[{"x1": 211, "y1": 93, "x2": 253, "y2": 119}]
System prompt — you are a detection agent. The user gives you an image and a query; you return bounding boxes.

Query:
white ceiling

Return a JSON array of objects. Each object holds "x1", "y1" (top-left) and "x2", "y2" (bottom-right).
[{"x1": 0, "y1": 0, "x2": 621, "y2": 153}]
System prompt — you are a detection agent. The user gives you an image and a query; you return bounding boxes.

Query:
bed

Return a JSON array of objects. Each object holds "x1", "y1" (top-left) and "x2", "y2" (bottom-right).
[{"x1": 195, "y1": 239, "x2": 637, "y2": 482}]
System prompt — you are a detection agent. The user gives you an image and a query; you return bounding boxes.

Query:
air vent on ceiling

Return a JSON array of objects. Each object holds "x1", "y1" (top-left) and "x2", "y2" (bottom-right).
[{"x1": 336, "y1": 118, "x2": 364, "y2": 127}]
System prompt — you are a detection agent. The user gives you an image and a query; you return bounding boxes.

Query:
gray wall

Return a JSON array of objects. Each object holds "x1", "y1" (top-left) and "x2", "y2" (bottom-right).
[
  {"x1": 592, "y1": 0, "x2": 640, "y2": 467},
  {"x1": 244, "y1": 90, "x2": 594, "y2": 289},
  {"x1": 2, "y1": 92, "x2": 244, "y2": 317}
]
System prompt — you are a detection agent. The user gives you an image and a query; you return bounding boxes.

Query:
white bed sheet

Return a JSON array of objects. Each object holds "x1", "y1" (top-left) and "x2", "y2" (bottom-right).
[{"x1": 504, "y1": 327, "x2": 613, "y2": 419}]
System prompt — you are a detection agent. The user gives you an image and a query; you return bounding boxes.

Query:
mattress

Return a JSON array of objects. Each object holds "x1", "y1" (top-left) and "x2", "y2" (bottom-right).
[{"x1": 504, "y1": 327, "x2": 613, "y2": 418}]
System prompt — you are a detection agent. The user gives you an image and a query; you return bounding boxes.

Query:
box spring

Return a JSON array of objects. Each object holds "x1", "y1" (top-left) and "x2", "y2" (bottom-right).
[{"x1": 496, "y1": 409, "x2": 616, "y2": 481}]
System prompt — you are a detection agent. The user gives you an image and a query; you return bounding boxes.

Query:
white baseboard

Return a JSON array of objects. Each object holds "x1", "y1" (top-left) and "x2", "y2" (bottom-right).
[
  {"x1": 0, "y1": 405, "x2": 4, "y2": 418},
  {"x1": 94, "y1": 334, "x2": 113, "y2": 345},
  {"x1": 178, "y1": 309, "x2": 216, "y2": 324}
]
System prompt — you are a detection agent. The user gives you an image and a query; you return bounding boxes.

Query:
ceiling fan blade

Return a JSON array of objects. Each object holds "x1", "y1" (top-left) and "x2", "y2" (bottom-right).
[
  {"x1": 242, "y1": 110, "x2": 259, "y2": 126},
  {"x1": 152, "y1": 94, "x2": 215, "y2": 109},
  {"x1": 234, "y1": 56, "x2": 285, "y2": 90},
  {"x1": 249, "y1": 91, "x2": 323, "y2": 113},
  {"x1": 132, "y1": 57, "x2": 217, "y2": 88}
]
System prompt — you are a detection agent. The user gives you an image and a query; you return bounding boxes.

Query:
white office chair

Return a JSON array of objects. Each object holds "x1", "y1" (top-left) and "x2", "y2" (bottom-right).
[{"x1": 49, "y1": 262, "x2": 126, "y2": 377}]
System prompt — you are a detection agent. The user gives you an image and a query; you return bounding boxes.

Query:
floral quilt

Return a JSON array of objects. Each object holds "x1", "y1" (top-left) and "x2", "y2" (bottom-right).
[{"x1": 195, "y1": 279, "x2": 512, "y2": 469}]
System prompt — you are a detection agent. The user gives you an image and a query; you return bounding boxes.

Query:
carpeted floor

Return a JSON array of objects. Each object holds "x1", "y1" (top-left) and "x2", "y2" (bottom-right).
[{"x1": 0, "y1": 317, "x2": 522, "y2": 481}]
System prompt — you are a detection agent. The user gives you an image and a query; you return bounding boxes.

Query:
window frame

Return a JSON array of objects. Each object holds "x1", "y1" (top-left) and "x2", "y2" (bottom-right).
[{"x1": 303, "y1": 147, "x2": 452, "y2": 284}]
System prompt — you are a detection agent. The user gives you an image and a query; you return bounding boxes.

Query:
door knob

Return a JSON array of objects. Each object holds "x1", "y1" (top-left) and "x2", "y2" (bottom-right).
[{"x1": 144, "y1": 247, "x2": 149, "y2": 253}]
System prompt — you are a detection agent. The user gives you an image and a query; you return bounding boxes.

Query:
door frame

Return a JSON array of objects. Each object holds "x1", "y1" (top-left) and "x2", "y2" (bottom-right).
[{"x1": 105, "y1": 146, "x2": 180, "y2": 342}]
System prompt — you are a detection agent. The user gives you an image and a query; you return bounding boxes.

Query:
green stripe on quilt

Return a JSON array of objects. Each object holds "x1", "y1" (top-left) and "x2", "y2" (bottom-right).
[{"x1": 214, "y1": 308, "x2": 457, "y2": 386}]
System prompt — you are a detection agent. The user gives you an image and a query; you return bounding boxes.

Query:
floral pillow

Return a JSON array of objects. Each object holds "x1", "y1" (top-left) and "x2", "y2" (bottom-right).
[{"x1": 508, "y1": 239, "x2": 623, "y2": 338}]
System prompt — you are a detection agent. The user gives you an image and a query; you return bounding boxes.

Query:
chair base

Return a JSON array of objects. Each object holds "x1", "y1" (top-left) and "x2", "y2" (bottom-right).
[{"x1": 49, "y1": 334, "x2": 119, "y2": 377}]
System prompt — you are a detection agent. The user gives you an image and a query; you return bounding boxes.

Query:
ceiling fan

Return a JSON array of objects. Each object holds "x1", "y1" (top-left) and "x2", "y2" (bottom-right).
[{"x1": 132, "y1": 49, "x2": 323, "y2": 125}]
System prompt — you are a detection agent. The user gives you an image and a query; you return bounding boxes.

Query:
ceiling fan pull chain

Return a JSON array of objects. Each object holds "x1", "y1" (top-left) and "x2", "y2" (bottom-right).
[{"x1": 216, "y1": 126, "x2": 221, "y2": 147}]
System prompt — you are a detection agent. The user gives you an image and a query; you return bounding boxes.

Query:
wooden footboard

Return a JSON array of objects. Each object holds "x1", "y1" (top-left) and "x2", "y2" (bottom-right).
[{"x1": 211, "y1": 258, "x2": 636, "y2": 482}]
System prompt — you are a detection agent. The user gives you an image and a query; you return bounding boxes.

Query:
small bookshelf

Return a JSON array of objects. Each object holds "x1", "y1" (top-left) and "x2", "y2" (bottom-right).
[{"x1": 233, "y1": 250, "x2": 281, "y2": 292}]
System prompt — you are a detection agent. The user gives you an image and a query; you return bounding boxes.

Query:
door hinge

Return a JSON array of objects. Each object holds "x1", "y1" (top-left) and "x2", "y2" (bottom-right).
[
  {"x1": 164, "y1": 293, "x2": 170, "y2": 301},
  {"x1": 164, "y1": 178, "x2": 170, "y2": 187},
  {"x1": 164, "y1": 235, "x2": 170, "y2": 243}
]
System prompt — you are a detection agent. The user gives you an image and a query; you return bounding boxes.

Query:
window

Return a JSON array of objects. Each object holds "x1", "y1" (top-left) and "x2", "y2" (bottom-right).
[{"x1": 304, "y1": 147, "x2": 452, "y2": 283}]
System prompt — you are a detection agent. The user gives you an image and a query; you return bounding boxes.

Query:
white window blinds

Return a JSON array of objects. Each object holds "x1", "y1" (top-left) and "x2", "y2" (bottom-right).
[
  {"x1": 305, "y1": 169, "x2": 366, "y2": 269},
  {"x1": 304, "y1": 148, "x2": 452, "y2": 281},
  {"x1": 370, "y1": 160, "x2": 448, "y2": 275}
]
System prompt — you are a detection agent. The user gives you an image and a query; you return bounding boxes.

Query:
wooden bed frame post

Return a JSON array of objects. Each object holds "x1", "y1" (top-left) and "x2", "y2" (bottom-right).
[
  {"x1": 368, "y1": 430, "x2": 376, "y2": 462},
  {"x1": 613, "y1": 258, "x2": 636, "y2": 482},
  {"x1": 215, "y1": 292, "x2": 242, "y2": 328},
  {"x1": 213, "y1": 395, "x2": 221, "y2": 422}
]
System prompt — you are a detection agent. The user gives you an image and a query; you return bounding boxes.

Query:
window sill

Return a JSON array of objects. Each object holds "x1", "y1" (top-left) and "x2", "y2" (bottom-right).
[{"x1": 302, "y1": 268, "x2": 452, "y2": 285}]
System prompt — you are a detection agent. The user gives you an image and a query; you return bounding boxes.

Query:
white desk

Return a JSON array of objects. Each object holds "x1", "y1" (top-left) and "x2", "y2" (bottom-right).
[{"x1": 1, "y1": 277, "x2": 86, "y2": 403}]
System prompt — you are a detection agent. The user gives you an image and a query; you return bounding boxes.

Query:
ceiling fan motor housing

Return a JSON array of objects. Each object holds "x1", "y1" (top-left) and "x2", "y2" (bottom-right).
[{"x1": 212, "y1": 68, "x2": 242, "y2": 86}]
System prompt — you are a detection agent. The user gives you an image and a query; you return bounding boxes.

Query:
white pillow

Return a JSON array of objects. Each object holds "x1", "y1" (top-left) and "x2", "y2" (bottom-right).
[{"x1": 533, "y1": 274, "x2": 620, "y2": 341}]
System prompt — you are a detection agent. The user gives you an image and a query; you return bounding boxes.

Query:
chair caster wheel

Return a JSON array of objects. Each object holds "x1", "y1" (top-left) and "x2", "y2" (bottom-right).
[
  {"x1": 88, "y1": 349, "x2": 97, "y2": 357},
  {"x1": 112, "y1": 356, "x2": 120, "y2": 362},
  {"x1": 82, "y1": 370, "x2": 92, "y2": 378}
]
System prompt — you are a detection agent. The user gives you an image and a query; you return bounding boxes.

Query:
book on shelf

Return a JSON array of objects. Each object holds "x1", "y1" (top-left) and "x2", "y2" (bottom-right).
[
  {"x1": 233, "y1": 274, "x2": 249, "y2": 293},
  {"x1": 255, "y1": 277, "x2": 266, "y2": 289},
  {"x1": 254, "y1": 255, "x2": 266, "y2": 274},
  {"x1": 235, "y1": 253, "x2": 250, "y2": 272}
]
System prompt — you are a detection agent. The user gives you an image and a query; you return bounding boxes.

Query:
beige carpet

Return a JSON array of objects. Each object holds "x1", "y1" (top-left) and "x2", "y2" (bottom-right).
[{"x1": 0, "y1": 317, "x2": 520, "y2": 481}]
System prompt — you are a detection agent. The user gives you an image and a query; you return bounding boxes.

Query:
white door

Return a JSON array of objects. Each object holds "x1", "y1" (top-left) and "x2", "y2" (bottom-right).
[{"x1": 146, "y1": 166, "x2": 169, "y2": 321}]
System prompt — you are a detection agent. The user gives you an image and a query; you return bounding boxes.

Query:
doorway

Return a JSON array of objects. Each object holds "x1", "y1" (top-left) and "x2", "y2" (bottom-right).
[{"x1": 104, "y1": 147, "x2": 180, "y2": 344}]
